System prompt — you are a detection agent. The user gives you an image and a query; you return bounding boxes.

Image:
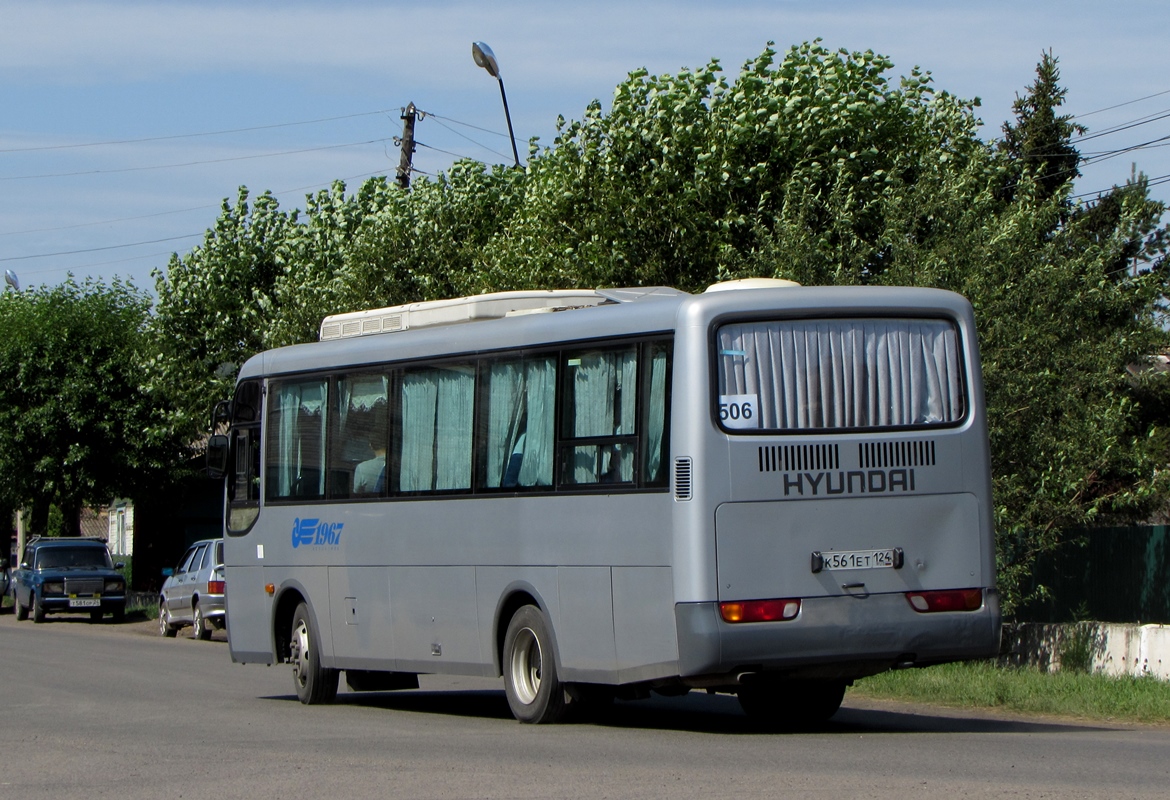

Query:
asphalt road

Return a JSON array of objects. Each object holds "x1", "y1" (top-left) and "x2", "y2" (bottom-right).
[{"x1": 1, "y1": 610, "x2": 1168, "y2": 799}]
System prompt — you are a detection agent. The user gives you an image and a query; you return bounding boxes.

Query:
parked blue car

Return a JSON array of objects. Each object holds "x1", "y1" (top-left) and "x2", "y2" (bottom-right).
[{"x1": 11, "y1": 537, "x2": 127, "y2": 623}]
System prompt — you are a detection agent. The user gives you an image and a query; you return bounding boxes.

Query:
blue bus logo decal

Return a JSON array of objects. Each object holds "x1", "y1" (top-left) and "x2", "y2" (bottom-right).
[{"x1": 292, "y1": 518, "x2": 343, "y2": 549}]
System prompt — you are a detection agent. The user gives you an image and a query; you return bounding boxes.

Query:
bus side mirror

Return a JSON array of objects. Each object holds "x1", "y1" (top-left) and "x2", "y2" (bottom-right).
[{"x1": 207, "y1": 434, "x2": 230, "y2": 480}]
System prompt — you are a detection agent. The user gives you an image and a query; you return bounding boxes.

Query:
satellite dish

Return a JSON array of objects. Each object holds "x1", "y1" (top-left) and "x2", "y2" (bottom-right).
[{"x1": 4, "y1": 270, "x2": 18, "y2": 291}]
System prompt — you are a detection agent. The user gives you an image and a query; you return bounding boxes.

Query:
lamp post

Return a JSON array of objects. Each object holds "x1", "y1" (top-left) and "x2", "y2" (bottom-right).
[
  {"x1": 472, "y1": 41, "x2": 521, "y2": 169},
  {"x1": 4, "y1": 270, "x2": 17, "y2": 291}
]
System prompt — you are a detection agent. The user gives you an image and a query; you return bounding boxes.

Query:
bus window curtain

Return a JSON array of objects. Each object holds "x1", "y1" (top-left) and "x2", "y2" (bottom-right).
[
  {"x1": 275, "y1": 384, "x2": 300, "y2": 498},
  {"x1": 399, "y1": 373, "x2": 437, "y2": 491},
  {"x1": 435, "y1": 368, "x2": 474, "y2": 490},
  {"x1": 644, "y1": 346, "x2": 668, "y2": 483},
  {"x1": 570, "y1": 348, "x2": 637, "y2": 482},
  {"x1": 272, "y1": 380, "x2": 326, "y2": 498},
  {"x1": 484, "y1": 357, "x2": 555, "y2": 488},
  {"x1": 718, "y1": 319, "x2": 963, "y2": 429},
  {"x1": 399, "y1": 367, "x2": 474, "y2": 491}
]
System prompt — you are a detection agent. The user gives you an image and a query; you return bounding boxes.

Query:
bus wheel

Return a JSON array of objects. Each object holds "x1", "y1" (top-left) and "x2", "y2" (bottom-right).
[
  {"x1": 737, "y1": 680, "x2": 846, "y2": 729},
  {"x1": 503, "y1": 605, "x2": 567, "y2": 724},
  {"x1": 290, "y1": 602, "x2": 338, "y2": 705}
]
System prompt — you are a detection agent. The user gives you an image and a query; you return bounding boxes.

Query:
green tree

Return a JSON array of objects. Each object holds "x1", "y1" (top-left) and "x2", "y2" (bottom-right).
[
  {"x1": 998, "y1": 50, "x2": 1085, "y2": 203},
  {"x1": 148, "y1": 43, "x2": 1170, "y2": 612},
  {"x1": 0, "y1": 279, "x2": 178, "y2": 536},
  {"x1": 148, "y1": 188, "x2": 292, "y2": 443}
]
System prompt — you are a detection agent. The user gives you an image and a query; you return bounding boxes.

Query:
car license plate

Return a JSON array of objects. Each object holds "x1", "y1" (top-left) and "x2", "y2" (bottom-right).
[
  {"x1": 822, "y1": 549, "x2": 896, "y2": 570},
  {"x1": 69, "y1": 597, "x2": 101, "y2": 608}
]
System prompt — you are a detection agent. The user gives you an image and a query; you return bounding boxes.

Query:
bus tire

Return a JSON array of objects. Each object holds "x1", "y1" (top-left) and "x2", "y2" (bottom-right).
[
  {"x1": 290, "y1": 602, "x2": 338, "y2": 705},
  {"x1": 737, "y1": 679, "x2": 846, "y2": 729},
  {"x1": 502, "y1": 605, "x2": 567, "y2": 724}
]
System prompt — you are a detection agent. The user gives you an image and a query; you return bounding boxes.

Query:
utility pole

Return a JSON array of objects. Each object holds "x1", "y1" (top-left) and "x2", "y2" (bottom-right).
[{"x1": 396, "y1": 102, "x2": 419, "y2": 190}]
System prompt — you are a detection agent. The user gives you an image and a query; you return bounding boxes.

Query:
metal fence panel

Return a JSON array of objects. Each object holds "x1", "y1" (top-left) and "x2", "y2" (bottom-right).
[{"x1": 1020, "y1": 526, "x2": 1170, "y2": 623}]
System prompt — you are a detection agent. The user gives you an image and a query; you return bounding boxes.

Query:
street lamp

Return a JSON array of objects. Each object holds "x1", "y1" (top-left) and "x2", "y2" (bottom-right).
[
  {"x1": 472, "y1": 41, "x2": 521, "y2": 169},
  {"x1": 4, "y1": 270, "x2": 18, "y2": 291}
]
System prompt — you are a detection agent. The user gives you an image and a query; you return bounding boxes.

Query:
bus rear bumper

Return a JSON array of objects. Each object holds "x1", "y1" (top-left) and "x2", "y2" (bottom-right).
[{"x1": 674, "y1": 590, "x2": 1001, "y2": 684}]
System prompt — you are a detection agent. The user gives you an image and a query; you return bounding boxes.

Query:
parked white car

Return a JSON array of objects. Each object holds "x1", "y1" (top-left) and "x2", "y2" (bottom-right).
[{"x1": 158, "y1": 538, "x2": 225, "y2": 640}]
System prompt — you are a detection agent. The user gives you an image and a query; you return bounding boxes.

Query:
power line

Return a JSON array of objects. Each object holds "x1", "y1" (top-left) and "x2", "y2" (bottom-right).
[
  {"x1": 1073, "y1": 110, "x2": 1170, "y2": 145},
  {"x1": 0, "y1": 170, "x2": 390, "y2": 238},
  {"x1": 429, "y1": 116, "x2": 517, "y2": 162},
  {"x1": 425, "y1": 111, "x2": 513, "y2": 141},
  {"x1": 1073, "y1": 88, "x2": 1170, "y2": 120},
  {"x1": 1070, "y1": 171, "x2": 1170, "y2": 200},
  {"x1": 0, "y1": 108, "x2": 398, "y2": 154},
  {"x1": 0, "y1": 203, "x2": 220, "y2": 238},
  {"x1": 0, "y1": 233, "x2": 204, "y2": 263},
  {"x1": 414, "y1": 140, "x2": 477, "y2": 161},
  {"x1": 3, "y1": 170, "x2": 392, "y2": 267},
  {"x1": 1082, "y1": 132, "x2": 1170, "y2": 166},
  {"x1": 0, "y1": 138, "x2": 393, "y2": 181},
  {"x1": 12, "y1": 250, "x2": 180, "y2": 281}
]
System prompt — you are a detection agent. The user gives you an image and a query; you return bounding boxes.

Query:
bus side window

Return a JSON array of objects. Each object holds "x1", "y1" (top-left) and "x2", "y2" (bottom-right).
[
  {"x1": 642, "y1": 340, "x2": 672, "y2": 487},
  {"x1": 559, "y1": 345, "x2": 638, "y2": 486},
  {"x1": 396, "y1": 363, "x2": 475, "y2": 493},
  {"x1": 478, "y1": 354, "x2": 556, "y2": 490},
  {"x1": 329, "y1": 373, "x2": 389, "y2": 500},
  {"x1": 266, "y1": 378, "x2": 328, "y2": 502},
  {"x1": 227, "y1": 379, "x2": 261, "y2": 533}
]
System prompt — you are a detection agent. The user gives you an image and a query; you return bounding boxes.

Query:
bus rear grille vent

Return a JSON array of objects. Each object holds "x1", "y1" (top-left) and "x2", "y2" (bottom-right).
[
  {"x1": 673, "y1": 457, "x2": 693, "y2": 501},
  {"x1": 758, "y1": 444, "x2": 840, "y2": 472},
  {"x1": 858, "y1": 439, "x2": 936, "y2": 469}
]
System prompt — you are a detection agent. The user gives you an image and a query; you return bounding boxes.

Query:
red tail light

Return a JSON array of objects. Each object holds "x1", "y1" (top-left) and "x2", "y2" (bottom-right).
[
  {"x1": 207, "y1": 580, "x2": 225, "y2": 595},
  {"x1": 906, "y1": 588, "x2": 982, "y2": 613},
  {"x1": 720, "y1": 598, "x2": 801, "y2": 623}
]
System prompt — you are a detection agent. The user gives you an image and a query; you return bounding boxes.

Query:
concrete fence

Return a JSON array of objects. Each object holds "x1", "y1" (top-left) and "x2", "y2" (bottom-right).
[{"x1": 1003, "y1": 622, "x2": 1170, "y2": 680}]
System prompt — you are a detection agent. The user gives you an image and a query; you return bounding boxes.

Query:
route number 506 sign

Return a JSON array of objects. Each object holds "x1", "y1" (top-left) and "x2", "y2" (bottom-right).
[{"x1": 719, "y1": 394, "x2": 759, "y2": 429}]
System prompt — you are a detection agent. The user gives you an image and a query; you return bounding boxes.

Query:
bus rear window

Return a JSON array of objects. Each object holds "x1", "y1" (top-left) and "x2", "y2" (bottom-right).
[{"x1": 715, "y1": 317, "x2": 965, "y2": 432}]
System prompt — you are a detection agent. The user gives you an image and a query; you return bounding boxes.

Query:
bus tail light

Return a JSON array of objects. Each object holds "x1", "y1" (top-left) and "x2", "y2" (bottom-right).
[
  {"x1": 720, "y1": 598, "x2": 800, "y2": 623},
  {"x1": 906, "y1": 588, "x2": 982, "y2": 613}
]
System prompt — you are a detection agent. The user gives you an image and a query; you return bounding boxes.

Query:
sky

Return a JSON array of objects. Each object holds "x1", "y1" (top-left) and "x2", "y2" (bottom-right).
[{"x1": 2, "y1": 0, "x2": 1169, "y2": 294}]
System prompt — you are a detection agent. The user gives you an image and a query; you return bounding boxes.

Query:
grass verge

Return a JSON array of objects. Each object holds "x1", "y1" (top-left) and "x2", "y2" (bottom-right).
[{"x1": 854, "y1": 660, "x2": 1170, "y2": 725}]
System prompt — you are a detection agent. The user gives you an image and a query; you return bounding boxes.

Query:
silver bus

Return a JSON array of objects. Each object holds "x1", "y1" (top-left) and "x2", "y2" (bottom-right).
[{"x1": 209, "y1": 280, "x2": 1000, "y2": 725}]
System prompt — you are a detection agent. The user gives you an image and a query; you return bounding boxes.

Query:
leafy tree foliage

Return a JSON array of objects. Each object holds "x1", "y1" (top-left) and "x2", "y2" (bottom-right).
[
  {"x1": 148, "y1": 188, "x2": 292, "y2": 440},
  {"x1": 0, "y1": 279, "x2": 178, "y2": 536},
  {"x1": 149, "y1": 43, "x2": 1170, "y2": 612},
  {"x1": 997, "y1": 50, "x2": 1085, "y2": 203}
]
